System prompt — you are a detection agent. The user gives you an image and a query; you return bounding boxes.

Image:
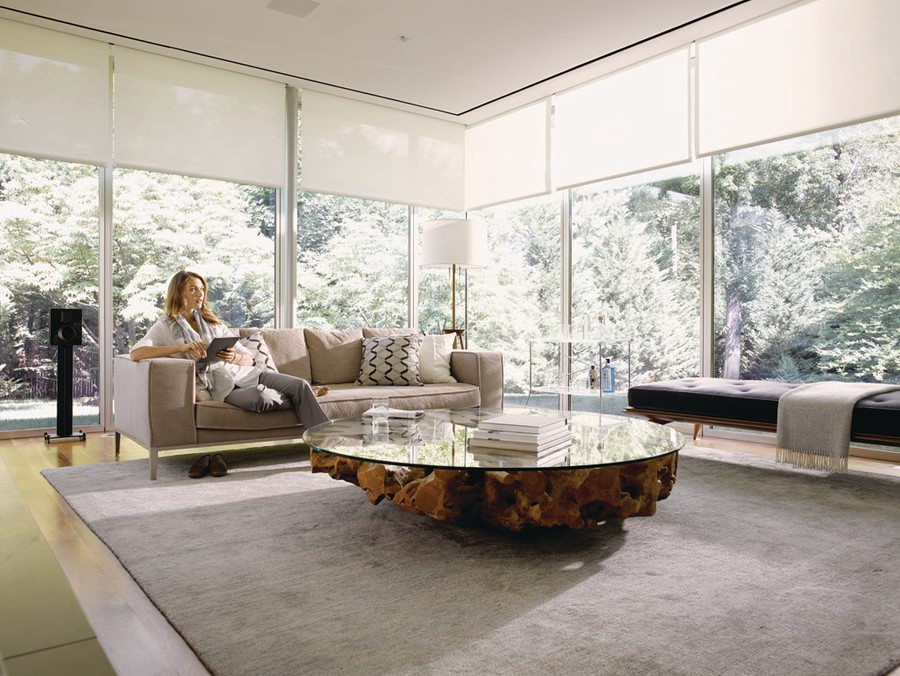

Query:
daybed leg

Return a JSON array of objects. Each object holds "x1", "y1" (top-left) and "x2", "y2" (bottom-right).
[
  {"x1": 115, "y1": 431, "x2": 121, "y2": 457},
  {"x1": 150, "y1": 450, "x2": 158, "y2": 481},
  {"x1": 693, "y1": 424, "x2": 701, "y2": 440}
]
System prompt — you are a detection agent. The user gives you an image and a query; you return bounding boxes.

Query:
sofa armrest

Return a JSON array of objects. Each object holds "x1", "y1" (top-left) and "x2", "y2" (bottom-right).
[
  {"x1": 449, "y1": 350, "x2": 504, "y2": 409},
  {"x1": 113, "y1": 355, "x2": 198, "y2": 450}
]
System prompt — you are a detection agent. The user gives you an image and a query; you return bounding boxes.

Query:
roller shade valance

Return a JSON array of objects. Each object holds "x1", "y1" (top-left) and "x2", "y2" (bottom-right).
[
  {"x1": 114, "y1": 47, "x2": 286, "y2": 187},
  {"x1": 553, "y1": 48, "x2": 692, "y2": 190},
  {"x1": 696, "y1": 0, "x2": 900, "y2": 156},
  {"x1": 300, "y1": 90, "x2": 465, "y2": 210},
  {"x1": 0, "y1": 18, "x2": 111, "y2": 165},
  {"x1": 464, "y1": 100, "x2": 551, "y2": 210}
]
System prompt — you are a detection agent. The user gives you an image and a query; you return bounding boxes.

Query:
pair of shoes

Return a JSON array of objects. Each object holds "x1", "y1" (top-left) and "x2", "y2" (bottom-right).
[
  {"x1": 188, "y1": 454, "x2": 211, "y2": 478},
  {"x1": 210, "y1": 453, "x2": 227, "y2": 477}
]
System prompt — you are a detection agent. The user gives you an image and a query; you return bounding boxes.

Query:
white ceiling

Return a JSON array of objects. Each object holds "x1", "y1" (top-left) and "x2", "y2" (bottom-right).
[{"x1": 0, "y1": 0, "x2": 796, "y2": 123}]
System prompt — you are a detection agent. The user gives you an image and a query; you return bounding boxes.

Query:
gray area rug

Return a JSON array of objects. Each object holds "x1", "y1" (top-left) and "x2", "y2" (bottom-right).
[{"x1": 43, "y1": 445, "x2": 900, "y2": 676}]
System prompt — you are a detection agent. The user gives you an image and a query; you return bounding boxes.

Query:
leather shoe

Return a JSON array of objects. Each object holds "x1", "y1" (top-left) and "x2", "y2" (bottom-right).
[
  {"x1": 188, "y1": 454, "x2": 211, "y2": 479},
  {"x1": 210, "y1": 453, "x2": 227, "y2": 477}
]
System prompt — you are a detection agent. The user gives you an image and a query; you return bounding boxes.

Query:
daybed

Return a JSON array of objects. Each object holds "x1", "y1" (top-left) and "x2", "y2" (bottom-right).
[
  {"x1": 114, "y1": 327, "x2": 504, "y2": 479},
  {"x1": 625, "y1": 377, "x2": 900, "y2": 448}
]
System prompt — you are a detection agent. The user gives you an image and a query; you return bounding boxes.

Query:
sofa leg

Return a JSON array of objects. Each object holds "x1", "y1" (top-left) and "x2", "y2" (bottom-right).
[
  {"x1": 693, "y1": 423, "x2": 701, "y2": 440},
  {"x1": 150, "y1": 450, "x2": 158, "y2": 481},
  {"x1": 115, "y1": 431, "x2": 121, "y2": 457}
]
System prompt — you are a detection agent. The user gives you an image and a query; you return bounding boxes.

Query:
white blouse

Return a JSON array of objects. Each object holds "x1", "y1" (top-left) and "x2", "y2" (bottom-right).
[{"x1": 131, "y1": 317, "x2": 259, "y2": 401}]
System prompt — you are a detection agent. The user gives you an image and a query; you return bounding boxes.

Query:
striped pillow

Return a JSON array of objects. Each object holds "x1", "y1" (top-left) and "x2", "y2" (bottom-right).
[{"x1": 356, "y1": 335, "x2": 423, "y2": 386}]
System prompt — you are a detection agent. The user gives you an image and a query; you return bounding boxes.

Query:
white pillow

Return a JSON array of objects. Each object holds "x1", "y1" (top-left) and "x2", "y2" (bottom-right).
[
  {"x1": 419, "y1": 334, "x2": 456, "y2": 384},
  {"x1": 239, "y1": 331, "x2": 279, "y2": 373}
]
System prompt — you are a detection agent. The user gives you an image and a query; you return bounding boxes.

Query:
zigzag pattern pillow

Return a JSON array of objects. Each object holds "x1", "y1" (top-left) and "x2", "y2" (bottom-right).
[
  {"x1": 356, "y1": 335, "x2": 423, "y2": 386},
  {"x1": 239, "y1": 331, "x2": 279, "y2": 373}
]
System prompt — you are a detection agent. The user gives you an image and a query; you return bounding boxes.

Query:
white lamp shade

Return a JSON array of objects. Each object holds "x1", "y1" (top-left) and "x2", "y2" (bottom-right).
[{"x1": 421, "y1": 219, "x2": 488, "y2": 268}]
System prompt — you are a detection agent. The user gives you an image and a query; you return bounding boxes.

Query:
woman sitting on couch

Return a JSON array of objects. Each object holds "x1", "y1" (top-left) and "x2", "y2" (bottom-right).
[{"x1": 131, "y1": 270, "x2": 330, "y2": 477}]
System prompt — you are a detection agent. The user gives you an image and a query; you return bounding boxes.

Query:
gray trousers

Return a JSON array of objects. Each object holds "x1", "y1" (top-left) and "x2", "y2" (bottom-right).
[{"x1": 224, "y1": 371, "x2": 330, "y2": 429}]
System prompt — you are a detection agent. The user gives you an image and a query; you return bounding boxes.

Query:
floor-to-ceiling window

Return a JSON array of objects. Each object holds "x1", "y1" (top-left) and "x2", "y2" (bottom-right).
[
  {"x1": 0, "y1": 154, "x2": 100, "y2": 432},
  {"x1": 568, "y1": 165, "x2": 702, "y2": 412},
  {"x1": 113, "y1": 169, "x2": 276, "y2": 355},
  {"x1": 713, "y1": 115, "x2": 900, "y2": 384},
  {"x1": 297, "y1": 192, "x2": 408, "y2": 329},
  {"x1": 467, "y1": 193, "x2": 562, "y2": 404}
]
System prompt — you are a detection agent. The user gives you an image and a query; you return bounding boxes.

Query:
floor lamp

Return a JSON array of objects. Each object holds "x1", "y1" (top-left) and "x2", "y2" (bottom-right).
[{"x1": 421, "y1": 219, "x2": 488, "y2": 349}]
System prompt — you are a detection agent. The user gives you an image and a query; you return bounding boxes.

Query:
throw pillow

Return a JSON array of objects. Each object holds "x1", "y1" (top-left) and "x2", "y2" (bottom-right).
[
  {"x1": 419, "y1": 333, "x2": 456, "y2": 384},
  {"x1": 239, "y1": 332, "x2": 279, "y2": 373},
  {"x1": 304, "y1": 328, "x2": 364, "y2": 384},
  {"x1": 356, "y1": 334, "x2": 424, "y2": 386}
]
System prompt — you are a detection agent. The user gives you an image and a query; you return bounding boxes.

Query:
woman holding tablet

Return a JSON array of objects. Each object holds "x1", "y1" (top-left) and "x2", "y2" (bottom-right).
[{"x1": 130, "y1": 270, "x2": 329, "y2": 477}]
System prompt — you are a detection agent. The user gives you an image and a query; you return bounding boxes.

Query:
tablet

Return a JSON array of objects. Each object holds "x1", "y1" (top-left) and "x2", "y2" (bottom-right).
[{"x1": 204, "y1": 336, "x2": 240, "y2": 364}]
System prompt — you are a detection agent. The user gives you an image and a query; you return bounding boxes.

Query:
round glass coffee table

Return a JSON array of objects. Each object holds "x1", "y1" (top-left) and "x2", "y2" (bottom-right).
[{"x1": 303, "y1": 408, "x2": 684, "y2": 531}]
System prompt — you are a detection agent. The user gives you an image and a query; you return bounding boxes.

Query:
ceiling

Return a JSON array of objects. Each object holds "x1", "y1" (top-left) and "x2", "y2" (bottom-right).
[{"x1": 0, "y1": 0, "x2": 795, "y2": 123}]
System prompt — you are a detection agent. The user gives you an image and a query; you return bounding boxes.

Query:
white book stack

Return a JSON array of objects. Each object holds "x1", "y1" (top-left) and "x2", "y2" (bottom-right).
[{"x1": 468, "y1": 414, "x2": 572, "y2": 466}]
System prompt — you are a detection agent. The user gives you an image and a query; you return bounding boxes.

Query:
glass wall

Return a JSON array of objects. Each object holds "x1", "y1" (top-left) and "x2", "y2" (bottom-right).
[
  {"x1": 713, "y1": 115, "x2": 900, "y2": 383},
  {"x1": 114, "y1": 168, "x2": 276, "y2": 354},
  {"x1": 0, "y1": 154, "x2": 100, "y2": 431},
  {"x1": 297, "y1": 192, "x2": 408, "y2": 329},
  {"x1": 564, "y1": 166, "x2": 702, "y2": 413},
  {"x1": 468, "y1": 194, "x2": 562, "y2": 403}
]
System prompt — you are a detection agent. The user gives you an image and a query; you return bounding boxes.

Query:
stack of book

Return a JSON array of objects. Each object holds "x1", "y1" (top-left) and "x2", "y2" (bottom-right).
[{"x1": 468, "y1": 414, "x2": 572, "y2": 467}]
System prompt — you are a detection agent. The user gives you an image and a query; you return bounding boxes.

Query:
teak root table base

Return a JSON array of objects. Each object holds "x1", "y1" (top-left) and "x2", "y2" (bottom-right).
[{"x1": 310, "y1": 450, "x2": 678, "y2": 531}]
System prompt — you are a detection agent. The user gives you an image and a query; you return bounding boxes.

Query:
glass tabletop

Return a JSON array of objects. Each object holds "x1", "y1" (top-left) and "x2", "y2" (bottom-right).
[{"x1": 303, "y1": 407, "x2": 684, "y2": 471}]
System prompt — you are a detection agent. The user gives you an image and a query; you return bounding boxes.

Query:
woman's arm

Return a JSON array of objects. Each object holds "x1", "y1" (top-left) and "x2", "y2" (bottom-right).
[{"x1": 131, "y1": 340, "x2": 207, "y2": 362}]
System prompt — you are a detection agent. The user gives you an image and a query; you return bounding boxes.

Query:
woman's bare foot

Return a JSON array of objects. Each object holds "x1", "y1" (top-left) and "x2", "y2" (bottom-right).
[{"x1": 314, "y1": 386, "x2": 330, "y2": 397}]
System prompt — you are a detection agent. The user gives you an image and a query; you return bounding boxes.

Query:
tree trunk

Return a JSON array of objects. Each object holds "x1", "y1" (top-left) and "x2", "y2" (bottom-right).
[{"x1": 723, "y1": 292, "x2": 742, "y2": 379}]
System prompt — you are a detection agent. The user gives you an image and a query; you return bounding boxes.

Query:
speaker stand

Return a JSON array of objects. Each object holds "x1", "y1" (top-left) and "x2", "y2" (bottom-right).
[{"x1": 44, "y1": 345, "x2": 86, "y2": 444}]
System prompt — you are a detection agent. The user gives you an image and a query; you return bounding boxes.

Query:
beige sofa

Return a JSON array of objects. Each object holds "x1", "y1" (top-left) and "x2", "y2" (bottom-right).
[{"x1": 114, "y1": 327, "x2": 504, "y2": 479}]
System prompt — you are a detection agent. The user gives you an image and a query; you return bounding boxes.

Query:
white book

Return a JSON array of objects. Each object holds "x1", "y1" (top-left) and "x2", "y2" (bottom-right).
[
  {"x1": 472, "y1": 426, "x2": 572, "y2": 445},
  {"x1": 472, "y1": 447, "x2": 570, "y2": 468},
  {"x1": 467, "y1": 430, "x2": 572, "y2": 452},
  {"x1": 468, "y1": 436, "x2": 572, "y2": 457},
  {"x1": 478, "y1": 414, "x2": 567, "y2": 434}
]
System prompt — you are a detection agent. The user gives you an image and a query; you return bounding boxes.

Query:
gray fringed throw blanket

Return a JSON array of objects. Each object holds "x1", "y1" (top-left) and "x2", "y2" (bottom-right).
[{"x1": 775, "y1": 382, "x2": 900, "y2": 471}]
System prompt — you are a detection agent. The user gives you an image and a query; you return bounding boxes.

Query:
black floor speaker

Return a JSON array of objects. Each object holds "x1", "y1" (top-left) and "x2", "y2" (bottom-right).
[{"x1": 45, "y1": 308, "x2": 86, "y2": 443}]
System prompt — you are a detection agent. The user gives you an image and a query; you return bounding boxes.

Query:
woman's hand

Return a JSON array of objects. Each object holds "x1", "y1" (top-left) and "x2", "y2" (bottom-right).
[
  {"x1": 181, "y1": 340, "x2": 207, "y2": 358},
  {"x1": 218, "y1": 347, "x2": 236, "y2": 364}
]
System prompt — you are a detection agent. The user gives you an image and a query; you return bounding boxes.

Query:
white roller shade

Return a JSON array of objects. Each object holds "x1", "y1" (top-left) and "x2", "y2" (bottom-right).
[
  {"x1": 464, "y1": 100, "x2": 551, "y2": 210},
  {"x1": 114, "y1": 48, "x2": 286, "y2": 187},
  {"x1": 0, "y1": 19, "x2": 110, "y2": 164},
  {"x1": 554, "y1": 48, "x2": 691, "y2": 190},
  {"x1": 301, "y1": 90, "x2": 465, "y2": 210},
  {"x1": 696, "y1": 0, "x2": 900, "y2": 156}
]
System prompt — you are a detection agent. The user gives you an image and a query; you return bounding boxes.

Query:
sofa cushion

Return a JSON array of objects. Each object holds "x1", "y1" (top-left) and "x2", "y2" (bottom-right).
[
  {"x1": 420, "y1": 334, "x2": 456, "y2": 384},
  {"x1": 304, "y1": 328, "x2": 363, "y2": 384},
  {"x1": 239, "y1": 331, "x2": 279, "y2": 373},
  {"x1": 195, "y1": 400, "x2": 301, "y2": 431},
  {"x1": 239, "y1": 327, "x2": 311, "y2": 381},
  {"x1": 356, "y1": 334, "x2": 423, "y2": 386},
  {"x1": 319, "y1": 383, "x2": 480, "y2": 419}
]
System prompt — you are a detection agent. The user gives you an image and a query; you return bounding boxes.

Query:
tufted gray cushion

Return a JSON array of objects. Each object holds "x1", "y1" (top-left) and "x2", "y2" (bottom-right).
[{"x1": 356, "y1": 335, "x2": 423, "y2": 386}]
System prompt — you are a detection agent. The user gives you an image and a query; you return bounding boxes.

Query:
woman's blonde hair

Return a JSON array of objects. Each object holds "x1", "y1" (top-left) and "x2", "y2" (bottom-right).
[{"x1": 164, "y1": 270, "x2": 221, "y2": 324}]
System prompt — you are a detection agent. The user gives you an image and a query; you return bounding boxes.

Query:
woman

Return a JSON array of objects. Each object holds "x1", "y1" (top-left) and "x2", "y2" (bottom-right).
[{"x1": 131, "y1": 270, "x2": 330, "y2": 478}]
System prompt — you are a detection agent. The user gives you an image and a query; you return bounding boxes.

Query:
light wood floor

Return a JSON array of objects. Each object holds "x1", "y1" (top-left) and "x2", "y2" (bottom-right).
[{"x1": 1, "y1": 430, "x2": 898, "y2": 676}]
